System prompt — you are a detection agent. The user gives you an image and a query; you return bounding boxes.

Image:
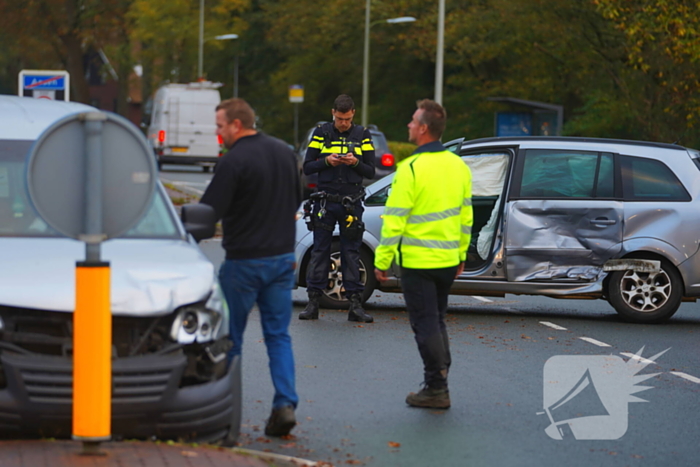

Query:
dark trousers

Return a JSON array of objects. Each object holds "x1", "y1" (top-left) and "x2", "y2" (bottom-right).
[
  {"x1": 306, "y1": 200, "x2": 364, "y2": 296},
  {"x1": 401, "y1": 265, "x2": 458, "y2": 389}
]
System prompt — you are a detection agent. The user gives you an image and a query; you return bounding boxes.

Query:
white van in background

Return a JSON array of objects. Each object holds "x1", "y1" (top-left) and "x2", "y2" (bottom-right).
[{"x1": 148, "y1": 81, "x2": 222, "y2": 172}]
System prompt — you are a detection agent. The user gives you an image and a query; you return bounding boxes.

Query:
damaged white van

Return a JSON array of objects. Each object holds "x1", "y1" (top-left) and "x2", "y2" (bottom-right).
[{"x1": 0, "y1": 95, "x2": 238, "y2": 443}]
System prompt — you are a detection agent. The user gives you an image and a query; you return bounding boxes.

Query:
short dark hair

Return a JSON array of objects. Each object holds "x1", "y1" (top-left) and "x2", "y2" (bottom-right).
[
  {"x1": 333, "y1": 94, "x2": 355, "y2": 113},
  {"x1": 416, "y1": 99, "x2": 447, "y2": 138},
  {"x1": 216, "y1": 98, "x2": 255, "y2": 129}
]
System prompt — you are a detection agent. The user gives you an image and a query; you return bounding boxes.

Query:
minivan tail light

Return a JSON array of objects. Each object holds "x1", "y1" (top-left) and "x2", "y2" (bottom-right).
[
  {"x1": 158, "y1": 130, "x2": 166, "y2": 144},
  {"x1": 381, "y1": 153, "x2": 395, "y2": 167}
]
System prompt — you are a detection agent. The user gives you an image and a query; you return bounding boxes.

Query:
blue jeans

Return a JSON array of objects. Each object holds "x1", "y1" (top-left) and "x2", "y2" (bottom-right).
[{"x1": 218, "y1": 252, "x2": 298, "y2": 409}]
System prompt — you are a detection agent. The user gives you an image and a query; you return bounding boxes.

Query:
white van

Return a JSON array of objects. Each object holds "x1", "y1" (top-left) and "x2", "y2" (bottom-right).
[{"x1": 148, "y1": 81, "x2": 222, "y2": 172}]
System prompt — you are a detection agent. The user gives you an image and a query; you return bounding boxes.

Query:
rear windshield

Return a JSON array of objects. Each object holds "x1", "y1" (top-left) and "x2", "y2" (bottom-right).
[
  {"x1": 0, "y1": 139, "x2": 180, "y2": 238},
  {"x1": 370, "y1": 131, "x2": 390, "y2": 155}
]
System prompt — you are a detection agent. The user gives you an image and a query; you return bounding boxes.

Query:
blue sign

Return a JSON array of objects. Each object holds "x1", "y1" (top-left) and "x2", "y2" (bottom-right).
[
  {"x1": 23, "y1": 75, "x2": 66, "y2": 90},
  {"x1": 496, "y1": 112, "x2": 532, "y2": 137}
]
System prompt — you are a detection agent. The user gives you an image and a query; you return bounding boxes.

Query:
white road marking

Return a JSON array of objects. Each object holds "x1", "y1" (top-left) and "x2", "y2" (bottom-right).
[
  {"x1": 539, "y1": 321, "x2": 567, "y2": 331},
  {"x1": 620, "y1": 352, "x2": 658, "y2": 365},
  {"x1": 670, "y1": 372, "x2": 700, "y2": 384},
  {"x1": 578, "y1": 337, "x2": 611, "y2": 347},
  {"x1": 473, "y1": 296, "x2": 492, "y2": 303}
]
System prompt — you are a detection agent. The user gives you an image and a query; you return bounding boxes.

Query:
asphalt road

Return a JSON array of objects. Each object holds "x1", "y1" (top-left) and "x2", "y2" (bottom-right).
[
  {"x1": 197, "y1": 238, "x2": 700, "y2": 467},
  {"x1": 162, "y1": 165, "x2": 700, "y2": 466}
]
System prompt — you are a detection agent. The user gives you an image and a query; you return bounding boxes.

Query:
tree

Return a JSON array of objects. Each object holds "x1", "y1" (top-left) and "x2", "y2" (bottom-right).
[
  {"x1": 0, "y1": 0, "x2": 138, "y2": 105},
  {"x1": 594, "y1": 0, "x2": 700, "y2": 144}
]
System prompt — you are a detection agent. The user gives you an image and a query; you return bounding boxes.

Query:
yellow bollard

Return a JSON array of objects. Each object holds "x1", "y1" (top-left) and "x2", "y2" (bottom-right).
[{"x1": 73, "y1": 262, "x2": 111, "y2": 443}]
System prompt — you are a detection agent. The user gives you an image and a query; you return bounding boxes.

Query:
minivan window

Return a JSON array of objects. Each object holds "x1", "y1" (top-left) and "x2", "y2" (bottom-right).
[
  {"x1": 620, "y1": 155, "x2": 690, "y2": 201},
  {"x1": 519, "y1": 149, "x2": 609, "y2": 198}
]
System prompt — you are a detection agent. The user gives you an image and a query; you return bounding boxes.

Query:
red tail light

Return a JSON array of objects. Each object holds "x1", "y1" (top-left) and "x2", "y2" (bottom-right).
[
  {"x1": 380, "y1": 153, "x2": 395, "y2": 167},
  {"x1": 157, "y1": 130, "x2": 165, "y2": 144},
  {"x1": 217, "y1": 134, "x2": 223, "y2": 146}
]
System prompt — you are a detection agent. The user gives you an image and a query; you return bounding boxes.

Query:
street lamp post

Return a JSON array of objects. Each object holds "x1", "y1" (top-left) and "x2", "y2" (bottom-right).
[
  {"x1": 361, "y1": 4, "x2": 416, "y2": 126},
  {"x1": 213, "y1": 34, "x2": 239, "y2": 96},
  {"x1": 198, "y1": 0, "x2": 204, "y2": 79},
  {"x1": 435, "y1": 0, "x2": 445, "y2": 104}
]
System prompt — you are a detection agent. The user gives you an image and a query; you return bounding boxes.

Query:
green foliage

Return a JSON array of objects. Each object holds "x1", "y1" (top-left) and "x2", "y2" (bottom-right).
[
  {"x1": 388, "y1": 141, "x2": 417, "y2": 164},
  {"x1": 2, "y1": 0, "x2": 700, "y2": 148}
]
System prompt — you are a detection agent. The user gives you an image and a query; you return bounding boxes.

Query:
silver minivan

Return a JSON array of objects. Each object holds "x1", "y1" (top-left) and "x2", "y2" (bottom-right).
[{"x1": 294, "y1": 136, "x2": 700, "y2": 323}]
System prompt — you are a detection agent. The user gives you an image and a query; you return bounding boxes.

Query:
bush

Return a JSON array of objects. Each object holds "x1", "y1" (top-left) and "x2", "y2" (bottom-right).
[{"x1": 388, "y1": 141, "x2": 417, "y2": 164}]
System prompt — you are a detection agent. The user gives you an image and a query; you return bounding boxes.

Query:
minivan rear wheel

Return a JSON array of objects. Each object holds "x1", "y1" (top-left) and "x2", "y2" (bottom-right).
[
  {"x1": 316, "y1": 241, "x2": 377, "y2": 309},
  {"x1": 608, "y1": 258, "x2": 682, "y2": 323}
]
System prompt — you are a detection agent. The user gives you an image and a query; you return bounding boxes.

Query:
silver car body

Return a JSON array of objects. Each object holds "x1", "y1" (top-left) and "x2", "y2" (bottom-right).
[
  {"x1": 294, "y1": 136, "x2": 700, "y2": 323},
  {"x1": 0, "y1": 95, "x2": 237, "y2": 441}
]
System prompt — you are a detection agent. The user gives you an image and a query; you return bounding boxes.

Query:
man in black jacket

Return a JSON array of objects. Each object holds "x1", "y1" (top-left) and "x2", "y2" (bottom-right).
[
  {"x1": 299, "y1": 94, "x2": 375, "y2": 322},
  {"x1": 200, "y1": 98, "x2": 301, "y2": 437}
]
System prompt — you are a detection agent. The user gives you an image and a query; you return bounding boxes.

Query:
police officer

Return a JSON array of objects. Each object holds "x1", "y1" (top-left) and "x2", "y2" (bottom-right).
[{"x1": 299, "y1": 94, "x2": 375, "y2": 322}]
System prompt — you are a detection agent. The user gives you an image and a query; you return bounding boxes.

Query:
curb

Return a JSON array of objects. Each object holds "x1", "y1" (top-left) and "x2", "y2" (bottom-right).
[{"x1": 232, "y1": 448, "x2": 320, "y2": 466}]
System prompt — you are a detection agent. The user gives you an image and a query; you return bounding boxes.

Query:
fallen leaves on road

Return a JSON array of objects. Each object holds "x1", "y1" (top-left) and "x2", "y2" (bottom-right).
[
  {"x1": 387, "y1": 441, "x2": 401, "y2": 448},
  {"x1": 180, "y1": 451, "x2": 198, "y2": 457}
]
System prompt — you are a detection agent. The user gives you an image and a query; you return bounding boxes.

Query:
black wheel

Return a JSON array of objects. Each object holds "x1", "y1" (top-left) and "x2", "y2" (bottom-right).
[
  {"x1": 608, "y1": 258, "x2": 683, "y2": 323},
  {"x1": 203, "y1": 165, "x2": 211, "y2": 173},
  {"x1": 316, "y1": 240, "x2": 377, "y2": 309}
]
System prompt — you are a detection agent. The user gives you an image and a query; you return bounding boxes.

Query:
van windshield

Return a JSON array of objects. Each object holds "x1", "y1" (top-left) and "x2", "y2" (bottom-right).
[{"x1": 0, "y1": 139, "x2": 180, "y2": 238}]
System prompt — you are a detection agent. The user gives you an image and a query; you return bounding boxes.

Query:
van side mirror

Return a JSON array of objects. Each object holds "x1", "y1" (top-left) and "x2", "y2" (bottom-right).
[{"x1": 181, "y1": 203, "x2": 217, "y2": 243}]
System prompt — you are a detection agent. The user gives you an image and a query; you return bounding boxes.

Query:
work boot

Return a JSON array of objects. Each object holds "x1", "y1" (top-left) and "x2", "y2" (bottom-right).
[
  {"x1": 348, "y1": 293, "x2": 373, "y2": 323},
  {"x1": 265, "y1": 405, "x2": 296, "y2": 437},
  {"x1": 299, "y1": 290, "x2": 320, "y2": 320},
  {"x1": 406, "y1": 386, "x2": 451, "y2": 409}
]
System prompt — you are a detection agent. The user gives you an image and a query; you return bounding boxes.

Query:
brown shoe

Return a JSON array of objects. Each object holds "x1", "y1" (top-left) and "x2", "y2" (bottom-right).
[
  {"x1": 405, "y1": 387, "x2": 451, "y2": 409},
  {"x1": 265, "y1": 405, "x2": 296, "y2": 437}
]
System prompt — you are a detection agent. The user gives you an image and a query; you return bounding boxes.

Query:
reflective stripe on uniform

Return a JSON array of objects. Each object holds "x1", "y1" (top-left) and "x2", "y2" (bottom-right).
[
  {"x1": 463, "y1": 198, "x2": 472, "y2": 207},
  {"x1": 462, "y1": 225, "x2": 472, "y2": 235},
  {"x1": 407, "y1": 206, "x2": 460, "y2": 224},
  {"x1": 379, "y1": 235, "x2": 402, "y2": 246},
  {"x1": 402, "y1": 237, "x2": 460, "y2": 249},
  {"x1": 384, "y1": 207, "x2": 411, "y2": 217}
]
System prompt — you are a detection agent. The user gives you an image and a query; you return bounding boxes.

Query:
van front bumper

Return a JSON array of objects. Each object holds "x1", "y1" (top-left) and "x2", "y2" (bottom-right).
[
  {"x1": 0, "y1": 350, "x2": 241, "y2": 441},
  {"x1": 157, "y1": 154, "x2": 220, "y2": 165}
]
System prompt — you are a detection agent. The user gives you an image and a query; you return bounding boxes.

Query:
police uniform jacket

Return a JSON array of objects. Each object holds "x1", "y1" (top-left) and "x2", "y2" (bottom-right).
[{"x1": 303, "y1": 122, "x2": 376, "y2": 196}]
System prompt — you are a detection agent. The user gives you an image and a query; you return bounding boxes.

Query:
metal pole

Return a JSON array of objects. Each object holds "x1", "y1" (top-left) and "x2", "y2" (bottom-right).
[
  {"x1": 361, "y1": 0, "x2": 370, "y2": 126},
  {"x1": 73, "y1": 112, "x2": 111, "y2": 454},
  {"x1": 234, "y1": 53, "x2": 239, "y2": 98},
  {"x1": 435, "y1": 0, "x2": 445, "y2": 104},
  {"x1": 84, "y1": 114, "x2": 105, "y2": 262},
  {"x1": 294, "y1": 103, "x2": 299, "y2": 149},
  {"x1": 198, "y1": 0, "x2": 204, "y2": 78}
]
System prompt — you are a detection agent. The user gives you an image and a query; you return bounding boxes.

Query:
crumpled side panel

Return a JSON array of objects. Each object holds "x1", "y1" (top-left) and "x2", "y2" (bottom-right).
[{"x1": 505, "y1": 200, "x2": 622, "y2": 282}]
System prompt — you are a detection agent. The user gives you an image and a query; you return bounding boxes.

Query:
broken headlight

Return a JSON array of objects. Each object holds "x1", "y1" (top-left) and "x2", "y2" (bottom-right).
[{"x1": 170, "y1": 281, "x2": 228, "y2": 344}]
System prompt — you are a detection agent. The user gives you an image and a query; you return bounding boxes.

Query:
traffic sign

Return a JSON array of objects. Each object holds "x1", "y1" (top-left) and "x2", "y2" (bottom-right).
[
  {"x1": 289, "y1": 84, "x2": 304, "y2": 103},
  {"x1": 26, "y1": 111, "x2": 156, "y2": 240},
  {"x1": 19, "y1": 69, "x2": 70, "y2": 101}
]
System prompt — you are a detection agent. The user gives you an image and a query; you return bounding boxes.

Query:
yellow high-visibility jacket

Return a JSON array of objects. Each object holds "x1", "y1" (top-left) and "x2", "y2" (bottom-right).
[{"x1": 374, "y1": 142, "x2": 473, "y2": 270}]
